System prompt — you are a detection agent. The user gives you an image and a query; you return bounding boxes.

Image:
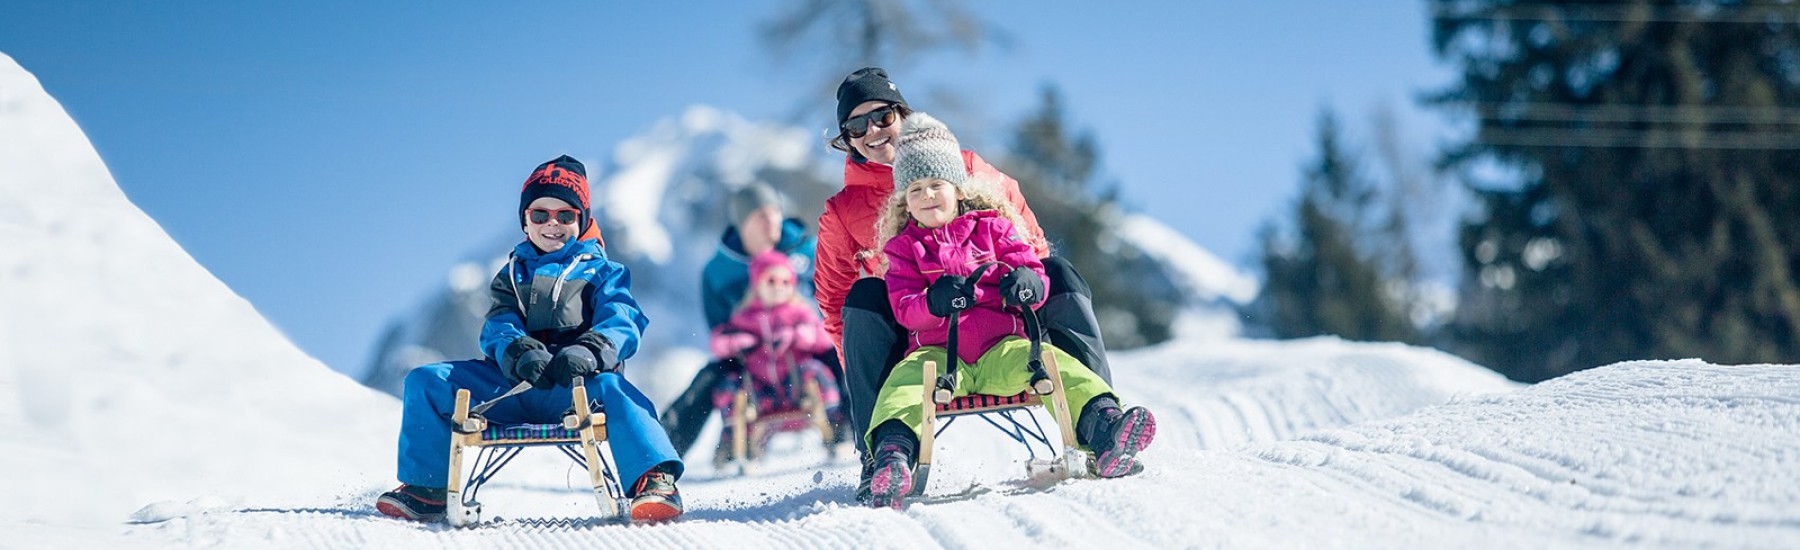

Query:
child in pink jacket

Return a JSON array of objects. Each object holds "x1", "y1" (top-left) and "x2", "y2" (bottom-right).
[
  {"x1": 861, "y1": 113, "x2": 1156, "y2": 509},
  {"x1": 708, "y1": 251, "x2": 844, "y2": 454}
]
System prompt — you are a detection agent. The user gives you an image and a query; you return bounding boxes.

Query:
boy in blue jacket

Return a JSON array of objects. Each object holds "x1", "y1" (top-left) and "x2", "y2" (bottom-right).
[{"x1": 378, "y1": 155, "x2": 683, "y2": 523}]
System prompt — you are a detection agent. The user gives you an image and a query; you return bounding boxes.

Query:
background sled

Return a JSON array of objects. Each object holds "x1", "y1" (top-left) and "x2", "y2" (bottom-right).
[
  {"x1": 721, "y1": 361, "x2": 838, "y2": 475},
  {"x1": 444, "y1": 379, "x2": 629, "y2": 527}
]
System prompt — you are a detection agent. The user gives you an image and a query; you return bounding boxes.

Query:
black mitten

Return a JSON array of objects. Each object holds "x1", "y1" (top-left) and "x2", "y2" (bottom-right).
[
  {"x1": 502, "y1": 336, "x2": 553, "y2": 389},
  {"x1": 998, "y1": 267, "x2": 1045, "y2": 307},
  {"x1": 925, "y1": 274, "x2": 974, "y2": 318},
  {"x1": 543, "y1": 345, "x2": 598, "y2": 388},
  {"x1": 574, "y1": 331, "x2": 621, "y2": 373}
]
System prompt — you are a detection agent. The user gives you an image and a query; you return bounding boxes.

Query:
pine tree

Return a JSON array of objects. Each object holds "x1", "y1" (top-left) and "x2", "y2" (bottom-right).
[
  {"x1": 759, "y1": 0, "x2": 1005, "y2": 111},
  {"x1": 1257, "y1": 111, "x2": 1421, "y2": 344},
  {"x1": 998, "y1": 85, "x2": 1178, "y2": 348},
  {"x1": 1429, "y1": 0, "x2": 1800, "y2": 381}
]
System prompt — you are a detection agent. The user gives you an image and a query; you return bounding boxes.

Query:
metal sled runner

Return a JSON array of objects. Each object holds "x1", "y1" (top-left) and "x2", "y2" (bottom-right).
[{"x1": 444, "y1": 378, "x2": 629, "y2": 527}]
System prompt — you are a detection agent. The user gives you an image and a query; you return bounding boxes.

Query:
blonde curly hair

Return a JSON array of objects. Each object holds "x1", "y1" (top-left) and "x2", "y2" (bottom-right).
[{"x1": 874, "y1": 173, "x2": 1043, "y2": 273}]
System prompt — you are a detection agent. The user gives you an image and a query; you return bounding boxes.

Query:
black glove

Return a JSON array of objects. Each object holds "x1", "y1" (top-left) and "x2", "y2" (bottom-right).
[
  {"x1": 543, "y1": 345, "x2": 598, "y2": 388},
  {"x1": 926, "y1": 274, "x2": 975, "y2": 318},
  {"x1": 502, "y1": 336, "x2": 552, "y2": 388},
  {"x1": 998, "y1": 267, "x2": 1045, "y2": 307},
  {"x1": 574, "y1": 331, "x2": 621, "y2": 373}
]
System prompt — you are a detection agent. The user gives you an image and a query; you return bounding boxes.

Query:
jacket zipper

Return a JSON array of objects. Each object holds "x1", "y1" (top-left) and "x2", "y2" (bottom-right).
[{"x1": 550, "y1": 254, "x2": 591, "y2": 305}]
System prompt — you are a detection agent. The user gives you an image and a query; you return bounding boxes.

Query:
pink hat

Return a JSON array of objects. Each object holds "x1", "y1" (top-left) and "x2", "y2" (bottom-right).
[{"x1": 749, "y1": 251, "x2": 795, "y2": 283}]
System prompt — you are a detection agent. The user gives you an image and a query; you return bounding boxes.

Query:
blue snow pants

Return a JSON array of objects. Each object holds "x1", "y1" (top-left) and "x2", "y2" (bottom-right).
[{"x1": 396, "y1": 359, "x2": 683, "y2": 493}]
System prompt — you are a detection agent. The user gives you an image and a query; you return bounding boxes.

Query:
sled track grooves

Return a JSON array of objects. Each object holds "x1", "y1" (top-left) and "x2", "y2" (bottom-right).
[
  {"x1": 1252, "y1": 362, "x2": 1800, "y2": 546},
  {"x1": 169, "y1": 505, "x2": 901, "y2": 549}
]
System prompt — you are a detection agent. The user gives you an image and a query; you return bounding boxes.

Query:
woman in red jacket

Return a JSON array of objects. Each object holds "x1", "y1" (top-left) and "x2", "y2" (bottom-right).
[
  {"x1": 856, "y1": 113, "x2": 1153, "y2": 508},
  {"x1": 814, "y1": 67, "x2": 1116, "y2": 502}
]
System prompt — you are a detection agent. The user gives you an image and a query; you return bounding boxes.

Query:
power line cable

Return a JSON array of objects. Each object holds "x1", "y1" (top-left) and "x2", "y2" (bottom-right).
[
  {"x1": 1448, "y1": 102, "x2": 1800, "y2": 124},
  {"x1": 1473, "y1": 127, "x2": 1800, "y2": 149},
  {"x1": 1430, "y1": 2, "x2": 1800, "y2": 24}
]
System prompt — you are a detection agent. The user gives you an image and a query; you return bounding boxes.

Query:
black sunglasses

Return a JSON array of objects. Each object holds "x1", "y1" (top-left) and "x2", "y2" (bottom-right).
[{"x1": 841, "y1": 105, "x2": 900, "y2": 139}]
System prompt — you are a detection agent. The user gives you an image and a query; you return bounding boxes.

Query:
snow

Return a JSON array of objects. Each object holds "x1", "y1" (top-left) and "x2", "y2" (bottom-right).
[
  {"x1": 7, "y1": 53, "x2": 1800, "y2": 549},
  {"x1": 0, "y1": 52, "x2": 397, "y2": 541},
  {"x1": 1115, "y1": 213, "x2": 1260, "y2": 305},
  {"x1": 602, "y1": 105, "x2": 815, "y2": 264}
]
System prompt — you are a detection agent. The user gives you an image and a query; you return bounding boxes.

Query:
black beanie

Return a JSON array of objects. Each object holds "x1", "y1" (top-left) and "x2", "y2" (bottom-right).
[
  {"x1": 835, "y1": 67, "x2": 908, "y2": 128},
  {"x1": 518, "y1": 155, "x2": 591, "y2": 228}
]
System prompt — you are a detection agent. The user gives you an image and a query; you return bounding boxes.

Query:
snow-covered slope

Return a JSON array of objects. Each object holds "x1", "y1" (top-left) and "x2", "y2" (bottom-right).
[
  {"x1": 126, "y1": 336, "x2": 1516, "y2": 546},
  {"x1": 0, "y1": 53, "x2": 396, "y2": 536},
  {"x1": 128, "y1": 342, "x2": 1800, "y2": 548}
]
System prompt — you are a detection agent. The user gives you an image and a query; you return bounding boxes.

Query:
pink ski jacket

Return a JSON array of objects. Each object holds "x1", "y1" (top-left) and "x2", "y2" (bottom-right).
[
  {"x1": 710, "y1": 300, "x2": 835, "y2": 388},
  {"x1": 883, "y1": 210, "x2": 1048, "y2": 366}
]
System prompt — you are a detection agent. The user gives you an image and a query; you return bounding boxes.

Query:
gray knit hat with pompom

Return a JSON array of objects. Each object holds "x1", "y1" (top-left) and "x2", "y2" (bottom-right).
[{"x1": 891, "y1": 112, "x2": 965, "y2": 191}]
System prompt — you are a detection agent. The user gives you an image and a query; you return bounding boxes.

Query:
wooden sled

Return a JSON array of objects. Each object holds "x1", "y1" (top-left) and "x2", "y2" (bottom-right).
[
  {"x1": 913, "y1": 349, "x2": 1088, "y2": 498},
  {"x1": 909, "y1": 290, "x2": 1092, "y2": 501},
  {"x1": 722, "y1": 368, "x2": 838, "y2": 475},
  {"x1": 444, "y1": 380, "x2": 628, "y2": 527}
]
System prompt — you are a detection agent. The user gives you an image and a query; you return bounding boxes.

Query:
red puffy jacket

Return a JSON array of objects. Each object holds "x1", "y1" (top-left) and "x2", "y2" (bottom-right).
[{"x1": 814, "y1": 152, "x2": 1048, "y2": 352}]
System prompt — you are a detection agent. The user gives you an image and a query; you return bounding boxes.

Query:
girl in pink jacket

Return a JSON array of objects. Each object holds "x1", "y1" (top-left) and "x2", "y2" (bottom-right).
[
  {"x1": 859, "y1": 114, "x2": 1156, "y2": 509},
  {"x1": 708, "y1": 251, "x2": 843, "y2": 451}
]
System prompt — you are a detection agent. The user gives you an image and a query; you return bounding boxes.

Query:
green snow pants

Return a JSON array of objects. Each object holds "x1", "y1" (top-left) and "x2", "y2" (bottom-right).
[{"x1": 864, "y1": 336, "x2": 1114, "y2": 451}]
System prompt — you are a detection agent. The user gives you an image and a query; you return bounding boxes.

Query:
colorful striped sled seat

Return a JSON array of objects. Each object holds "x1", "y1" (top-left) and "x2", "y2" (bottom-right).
[
  {"x1": 479, "y1": 423, "x2": 585, "y2": 443},
  {"x1": 934, "y1": 392, "x2": 1041, "y2": 417}
]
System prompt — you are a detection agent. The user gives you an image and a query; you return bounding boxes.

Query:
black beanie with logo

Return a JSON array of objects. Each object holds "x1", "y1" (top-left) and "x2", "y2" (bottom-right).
[
  {"x1": 518, "y1": 155, "x2": 590, "y2": 228},
  {"x1": 835, "y1": 67, "x2": 908, "y2": 128}
]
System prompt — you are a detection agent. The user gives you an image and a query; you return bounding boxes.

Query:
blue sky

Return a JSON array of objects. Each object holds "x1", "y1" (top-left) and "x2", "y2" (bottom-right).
[{"x1": 0, "y1": 2, "x2": 1457, "y2": 376}]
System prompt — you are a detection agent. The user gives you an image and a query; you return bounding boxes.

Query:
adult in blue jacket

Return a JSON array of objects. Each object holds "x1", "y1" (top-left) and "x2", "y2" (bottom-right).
[{"x1": 659, "y1": 183, "x2": 839, "y2": 457}]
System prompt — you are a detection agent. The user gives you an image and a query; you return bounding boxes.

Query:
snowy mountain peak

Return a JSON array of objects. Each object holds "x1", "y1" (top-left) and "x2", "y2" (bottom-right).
[{"x1": 603, "y1": 105, "x2": 816, "y2": 264}]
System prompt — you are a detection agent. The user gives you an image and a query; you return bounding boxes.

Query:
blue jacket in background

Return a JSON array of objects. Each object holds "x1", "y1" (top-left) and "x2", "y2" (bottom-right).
[
  {"x1": 480, "y1": 238, "x2": 649, "y2": 364},
  {"x1": 699, "y1": 218, "x2": 817, "y2": 328}
]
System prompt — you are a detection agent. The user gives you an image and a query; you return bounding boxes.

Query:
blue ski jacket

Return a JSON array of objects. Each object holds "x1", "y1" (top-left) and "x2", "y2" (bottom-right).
[
  {"x1": 480, "y1": 238, "x2": 649, "y2": 366},
  {"x1": 699, "y1": 218, "x2": 818, "y2": 328}
]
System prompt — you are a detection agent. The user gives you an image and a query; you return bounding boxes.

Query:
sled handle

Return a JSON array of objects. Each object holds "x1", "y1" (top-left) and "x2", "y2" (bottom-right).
[
  {"x1": 933, "y1": 311, "x2": 959, "y2": 405},
  {"x1": 934, "y1": 262, "x2": 998, "y2": 404},
  {"x1": 1021, "y1": 306, "x2": 1054, "y2": 396},
  {"x1": 470, "y1": 380, "x2": 533, "y2": 416}
]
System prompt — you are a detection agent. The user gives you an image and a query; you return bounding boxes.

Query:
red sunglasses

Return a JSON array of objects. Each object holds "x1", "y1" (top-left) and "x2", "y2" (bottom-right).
[{"x1": 526, "y1": 207, "x2": 581, "y2": 225}]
